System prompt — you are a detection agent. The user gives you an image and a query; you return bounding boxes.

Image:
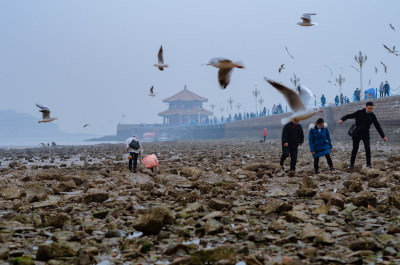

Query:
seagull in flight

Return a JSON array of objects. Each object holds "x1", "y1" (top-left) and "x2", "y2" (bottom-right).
[
  {"x1": 83, "y1": 124, "x2": 89, "y2": 128},
  {"x1": 381, "y1": 61, "x2": 387, "y2": 73},
  {"x1": 375, "y1": 67, "x2": 378, "y2": 74},
  {"x1": 278, "y1": 64, "x2": 285, "y2": 73},
  {"x1": 297, "y1": 13, "x2": 318, "y2": 26},
  {"x1": 149, "y1": 85, "x2": 156, "y2": 97},
  {"x1": 390, "y1": 24, "x2": 396, "y2": 31},
  {"x1": 264, "y1": 78, "x2": 322, "y2": 125},
  {"x1": 383, "y1": 44, "x2": 399, "y2": 56},
  {"x1": 205, "y1": 58, "x2": 245, "y2": 89},
  {"x1": 36, "y1": 104, "x2": 58, "y2": 123},
  {"x1": 350, "y1": 65, "x2": 360, "y2": 72},
  {"x1": 368, "y1": 79, "x2": 371, "y2": 86},
  {"x1": 285, "y1": 46, "x2": 294, "y2": 59},
  {"x1": 154, "y1": 46, "x2": 169, "y2": 70},
  {"x1": 324, "y1": 65, "x2": 333, "y2": 75}
]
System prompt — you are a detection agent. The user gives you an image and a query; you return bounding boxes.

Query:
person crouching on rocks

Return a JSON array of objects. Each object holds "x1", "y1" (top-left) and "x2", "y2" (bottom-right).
[
  {"x1": 125, "y1": 135, "x2": 143, "y2": 173},
  {"x1": 308, "y1": 118, "x2": 335, "y2": 175}
]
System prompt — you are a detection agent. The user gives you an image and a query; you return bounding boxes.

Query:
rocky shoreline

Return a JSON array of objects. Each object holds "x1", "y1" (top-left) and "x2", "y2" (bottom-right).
[{"x1": 1, "y1": 139, "x2": 400, "y2": 265}]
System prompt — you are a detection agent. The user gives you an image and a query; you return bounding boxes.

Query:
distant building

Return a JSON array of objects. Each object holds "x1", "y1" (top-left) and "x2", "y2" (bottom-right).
[{"x1": 159, "y1": 85, "x2": 213, "y2": 125}]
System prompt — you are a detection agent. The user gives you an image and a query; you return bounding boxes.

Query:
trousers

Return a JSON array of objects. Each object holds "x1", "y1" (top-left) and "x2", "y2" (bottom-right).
[
  {"x1": 314, "y1": 154, "x2": 333, "y2": 171},
  {"x1": 351, "y1": 137, "x2": 371, "y2": 166},
  {"x1": 280, "y1": 146, "x2": 298, "y2": 171},
  {"x1": 129, "y1": 152, "x2": 139, "y2": 170}
]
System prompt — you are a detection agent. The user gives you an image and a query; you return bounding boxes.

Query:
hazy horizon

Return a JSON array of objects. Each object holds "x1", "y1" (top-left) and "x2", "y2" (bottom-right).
[{"x1": 1, "y1": 0, "x2": 399, "y2": 135}]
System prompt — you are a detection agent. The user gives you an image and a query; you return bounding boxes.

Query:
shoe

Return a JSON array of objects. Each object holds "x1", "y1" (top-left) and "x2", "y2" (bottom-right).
[
  {"x1": 330, "y1": 167, "x2": 335, "y2": 173},
  {"x1": 348, "y1": 165, "x2": 354, "y2": 170},
  {"x1": 366, "y1": 164, "x2": 372, "y2": 168},
  {"x1": 133, "y1": 169, "x2": 137, "y2": 173},
  {"x1": 288, "y1": 170, "x2": 295, "y2": 177},
  {"x1": 314, "y1": 170, "x2": 320, "y2": 175}
]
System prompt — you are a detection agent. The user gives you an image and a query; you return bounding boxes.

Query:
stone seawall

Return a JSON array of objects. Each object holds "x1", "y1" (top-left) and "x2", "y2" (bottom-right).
[{"x1": 224, "y1": 95, "x2": 400, "y2": 142}]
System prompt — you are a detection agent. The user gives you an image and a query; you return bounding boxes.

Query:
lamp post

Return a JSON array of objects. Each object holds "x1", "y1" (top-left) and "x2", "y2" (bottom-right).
[
  {"x1": 336, "y1": 75, "x2": 346, "y2": 95},
  {"x1": 354, "y1": 51, "x2": 367, "y2": 94},
  {"x1": 258, "y1": 97, "x2": 264, "y2": 115},
  {"x1": 227, "y1": 98, "x2": 234, "y2": 117},
  {"x1": 236, "y1": 102, "x2": 241, "y2": 112},
  {"x1": 290, "y1": 74, "x2": 300, "y2": 89},
  {"x1": 252, "y1": 86, "x2": 260, "y2": 113}
]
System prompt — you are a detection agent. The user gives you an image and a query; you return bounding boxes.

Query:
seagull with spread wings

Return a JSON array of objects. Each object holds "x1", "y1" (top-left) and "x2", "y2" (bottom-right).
[
  {"x1": 381, "y1": 61, "x2": 388, "y2": 73},
  {"x1": 350, "y1": 65, "x2": 360, "y2": 72},
  {"x1": 297, "y1": 13, "x2": 318, "y2": 26},
  {"x1": 154, "y1": 46, "x2": 169, "y2": 70},
  {"x1": 83, "y1": 124, "x2": 89, "y2": 128},
  {"x1": 383, "y1": 44, "x2": 399, "y2": 56},
  {"x1": 390, "y1": 24, "x2": 396, "y2": 31},
  {"x1": 278, "y1": 64, "x2": 285, "y2": 73},
  {"x1": 285, "y1": 46, "x2": 294, "y2": 59},
  {"x1": 264, "y1": 78, "x2": 322, "y2": 125},
  {"x1": 205, "y1": 58, "x2": 245, "y2": 89},
  {"x1": 36, "y1": 104, "x2": 58, "y2": 123}
]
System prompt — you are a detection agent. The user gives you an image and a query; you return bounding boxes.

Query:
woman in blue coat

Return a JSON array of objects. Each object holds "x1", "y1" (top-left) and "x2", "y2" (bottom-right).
[{"x1": 309, "y1": 118, "x2": 335, "y2": 174}]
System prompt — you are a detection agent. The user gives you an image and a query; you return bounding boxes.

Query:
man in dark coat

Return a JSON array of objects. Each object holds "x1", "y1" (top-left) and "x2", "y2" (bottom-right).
[
  {"x1": 339, "y1": 101, "x2": 387, "y2": 168},
  {"x1": 280, "y1": 119, "x2": 304, "y2": 175}
]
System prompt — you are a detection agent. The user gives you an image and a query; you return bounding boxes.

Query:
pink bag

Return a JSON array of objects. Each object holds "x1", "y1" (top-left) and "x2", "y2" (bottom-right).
[{"x1": 143, "y1": 154, "x2": 158, "y2": 169}]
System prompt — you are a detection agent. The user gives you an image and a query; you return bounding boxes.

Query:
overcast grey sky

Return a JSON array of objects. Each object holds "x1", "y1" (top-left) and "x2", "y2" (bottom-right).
[{"x1": 1, "y1": 0, "x2": 399, "y2": 135}]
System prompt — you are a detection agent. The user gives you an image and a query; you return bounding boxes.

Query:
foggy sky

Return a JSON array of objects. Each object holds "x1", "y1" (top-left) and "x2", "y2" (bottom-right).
[{"x1": 1, "y1": 0, "x2": 399, "y2": 135}]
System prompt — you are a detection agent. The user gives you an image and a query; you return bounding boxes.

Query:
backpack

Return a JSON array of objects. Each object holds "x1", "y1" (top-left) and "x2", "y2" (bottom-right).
[{"x1": 129, "y1": 139, "x2": 140, "y2": 150}]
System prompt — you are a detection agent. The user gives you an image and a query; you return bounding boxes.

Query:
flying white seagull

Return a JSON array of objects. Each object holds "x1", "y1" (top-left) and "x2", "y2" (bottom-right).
[
  {"x1": 383, "y1": 44, "x2": 399, "y2": 56},
  {"x1": 149, "y1": 85, "x2": 156, "y2": 97},
  {"x1": 278, "y1": 64, "x2": 285, "y2": 73},
  {"x1": 381, "y1": 61, "x2": 387, "y2": 73},
  {"x1": 297, "y1": 13, "x2": 318, "y2": 26},
  {"x1": 390, "y1": 24, "x2": 396, "y2": 31},
  {"x1": 83, "y1": 124, "x2": 89, "y2": 128},
  {"x1": 264, "y1": 78, "x2": 322, "y2": 125},
  {"x1": 285, "y1": 46, "x2": 295, "y2": 59},
  {"x1": 205, "y1": 58, "x2": 245, "y2": 89},
  {"x1": 36, "y1": 104, "x2": 58, "y2": 123},
  {"x1": 154, "y1": 46, "x2": 168, "y2": 70}
]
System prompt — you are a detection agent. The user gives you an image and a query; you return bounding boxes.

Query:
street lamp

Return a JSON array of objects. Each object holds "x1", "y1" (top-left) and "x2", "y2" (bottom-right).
[
  {"x1": 227, "y1": 98, "x2": 234, "y2": 117},
  {"x1": 236, "y1": 102, "x2": 241, "y2": 112},
  {"x1": 252, "y1": 86, "x2": 260, "y2": 113},
  {"x1": 336, "y1": 75, "x2": 346, "y2": 95},
  {"x1": 354, "y1": 51, "x2": 367, "y2": 94},
  {"x1": 258, "y1": 97, "x2": 264, "y2": 114}
]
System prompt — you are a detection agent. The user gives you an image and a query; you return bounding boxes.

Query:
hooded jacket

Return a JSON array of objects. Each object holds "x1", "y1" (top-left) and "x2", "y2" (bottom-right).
[
  {"x1": 308, "y1": 122, "x2": 333, "y2": 158},
  {"x1": 340, "y1": 108, "x2": 385, "y2": 139}
]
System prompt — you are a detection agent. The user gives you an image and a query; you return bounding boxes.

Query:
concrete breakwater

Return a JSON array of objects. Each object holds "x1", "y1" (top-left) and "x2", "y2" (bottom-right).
[{"x1": 114, "y1": 95, "x2": 400, "y2": 143}]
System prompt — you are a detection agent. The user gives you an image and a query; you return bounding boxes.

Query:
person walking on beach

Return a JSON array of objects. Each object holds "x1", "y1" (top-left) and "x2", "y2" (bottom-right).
[
  {"x1": 125, "y1": 135, "x2": 143, "y2": 173},
  {"x1": 339, "y1": 101, "x2": 387, "y2": 169},
  {"x1": 321, "y1": 94, "x2": 326, "y2": 107},
  {"x1": 280, "y1": 119, "x2": 304, "y2": 176},
  {"x1": 263, "y1": 128, "x2": 267, "y2": 142},
  {"x1": 309, "y1": 118, "x2": 335, "y2": 174},
  {"x1": 335, "y1": 95, "x2": 339, "y2": 106},
  {"x1": 384, "y1": 81, "x2": 390, "y2": 97}
]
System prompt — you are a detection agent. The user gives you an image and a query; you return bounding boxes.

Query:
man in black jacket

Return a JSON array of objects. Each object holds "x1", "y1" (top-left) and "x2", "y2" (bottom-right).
[
  {"x1": 339, "y1": 101, "x2": 387, "y2": 168},
  {"x1": 280, "y1": 119, "x2": 304, "y2": 175}
]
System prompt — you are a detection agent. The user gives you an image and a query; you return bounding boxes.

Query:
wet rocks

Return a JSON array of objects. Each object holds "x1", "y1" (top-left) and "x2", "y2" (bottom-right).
[
  {"x1": 133, "y1": 207, "x2": 175, "y2": 235},
  {"x1": 286, "y1": 210, "x2": 309, "y2": 222},
  {"x1": 205, "y1": 218, "x2": 224, "y2": 235},
  {"x1": 1, "y1": 185, "x2": 25, "y2": 200},
  {"x1": 388, "y1": 192, "x2": 400, "y2": 209},
  {"x1": 11, "y1": 257, "x2": 35, "y2": 265},
  {"x1": 36, "y1": 242, "x2": 76, "y2": 261},
  {"x1": 263, "y1": 199, "x2": 292, "y2": 215},
  {"x1": 82, "y1": 188, "x2": 109, "y2": 203},
  {"x1": 44, "y1": 213, "x2": 70, "y2": 228},
  {"x1": 348, "y1": 238, "x2": 382, "y2": 251},
  {"x1": 320, "y1": 193, "x2": 345, "y2": 209},
  {"x1": 190, "y1": 246, "x2": 236, "y2": 265},
  {"x1": 352, "y1": 191, "x2": 378, "y2": 207},
  {"x1": 209, "y1": 198, "x2": 232, "y2": 210}
]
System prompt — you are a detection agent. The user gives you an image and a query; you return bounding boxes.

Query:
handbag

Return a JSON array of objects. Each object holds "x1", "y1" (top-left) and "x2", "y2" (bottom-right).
[{"x1": 348, "y1": 124, "x2": 359, "y2": 137}]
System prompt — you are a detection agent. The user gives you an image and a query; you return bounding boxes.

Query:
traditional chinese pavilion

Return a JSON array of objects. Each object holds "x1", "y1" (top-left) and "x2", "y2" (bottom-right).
[{"x1": 159, "y1": 85, "x2": 213, "y2": 125}]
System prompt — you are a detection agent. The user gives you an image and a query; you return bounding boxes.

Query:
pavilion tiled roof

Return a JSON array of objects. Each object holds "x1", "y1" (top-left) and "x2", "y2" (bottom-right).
[
  {"x1": 163, "y1": 86, "x2": 208, "y2": 103},
  {"x1": 159, "y1": 108, "x2": 213, "y2": 117}
]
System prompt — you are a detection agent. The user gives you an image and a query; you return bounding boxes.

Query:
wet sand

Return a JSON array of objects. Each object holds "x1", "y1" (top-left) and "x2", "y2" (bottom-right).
[{"x1": 1, "y1": 139, "x2": 400, "y2": 265}]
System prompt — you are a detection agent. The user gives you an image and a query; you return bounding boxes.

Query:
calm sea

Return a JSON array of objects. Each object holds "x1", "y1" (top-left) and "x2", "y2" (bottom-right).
[{"x1": 0, "y1": 136, "x2": 121, "y2": 149}]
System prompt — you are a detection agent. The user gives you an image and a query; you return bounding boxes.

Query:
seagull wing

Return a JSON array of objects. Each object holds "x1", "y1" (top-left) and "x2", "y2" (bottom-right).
[
  {"x1": 383, "y1": 44, "x2": 391, "y2": 51},
  {"x1": 265, "y1": 78, "x2": 305, "y2": 111},
  {"x1": 301, "y1": 17, "x2": 311, "y2": 24},
  {"x1": 158, "y1": 46, "x2": 164, "y2": 64},
  {"x1": 36, "y1": 103, "x2": 51, "y2": 119},
  {"x1": 150, "y1": 86, "x2": 154, "y2": 94},
  {"x1": 297, "y1": 84, "x2": 315, "y2": 107},
  {"x1": 218, "y1": 68, "x2": 233, "y2": 89}
]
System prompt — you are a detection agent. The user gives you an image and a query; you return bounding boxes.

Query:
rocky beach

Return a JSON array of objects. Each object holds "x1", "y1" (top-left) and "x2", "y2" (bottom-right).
[{"x1": 1, "y1": 139, "x2": 400, "y2": 265}]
